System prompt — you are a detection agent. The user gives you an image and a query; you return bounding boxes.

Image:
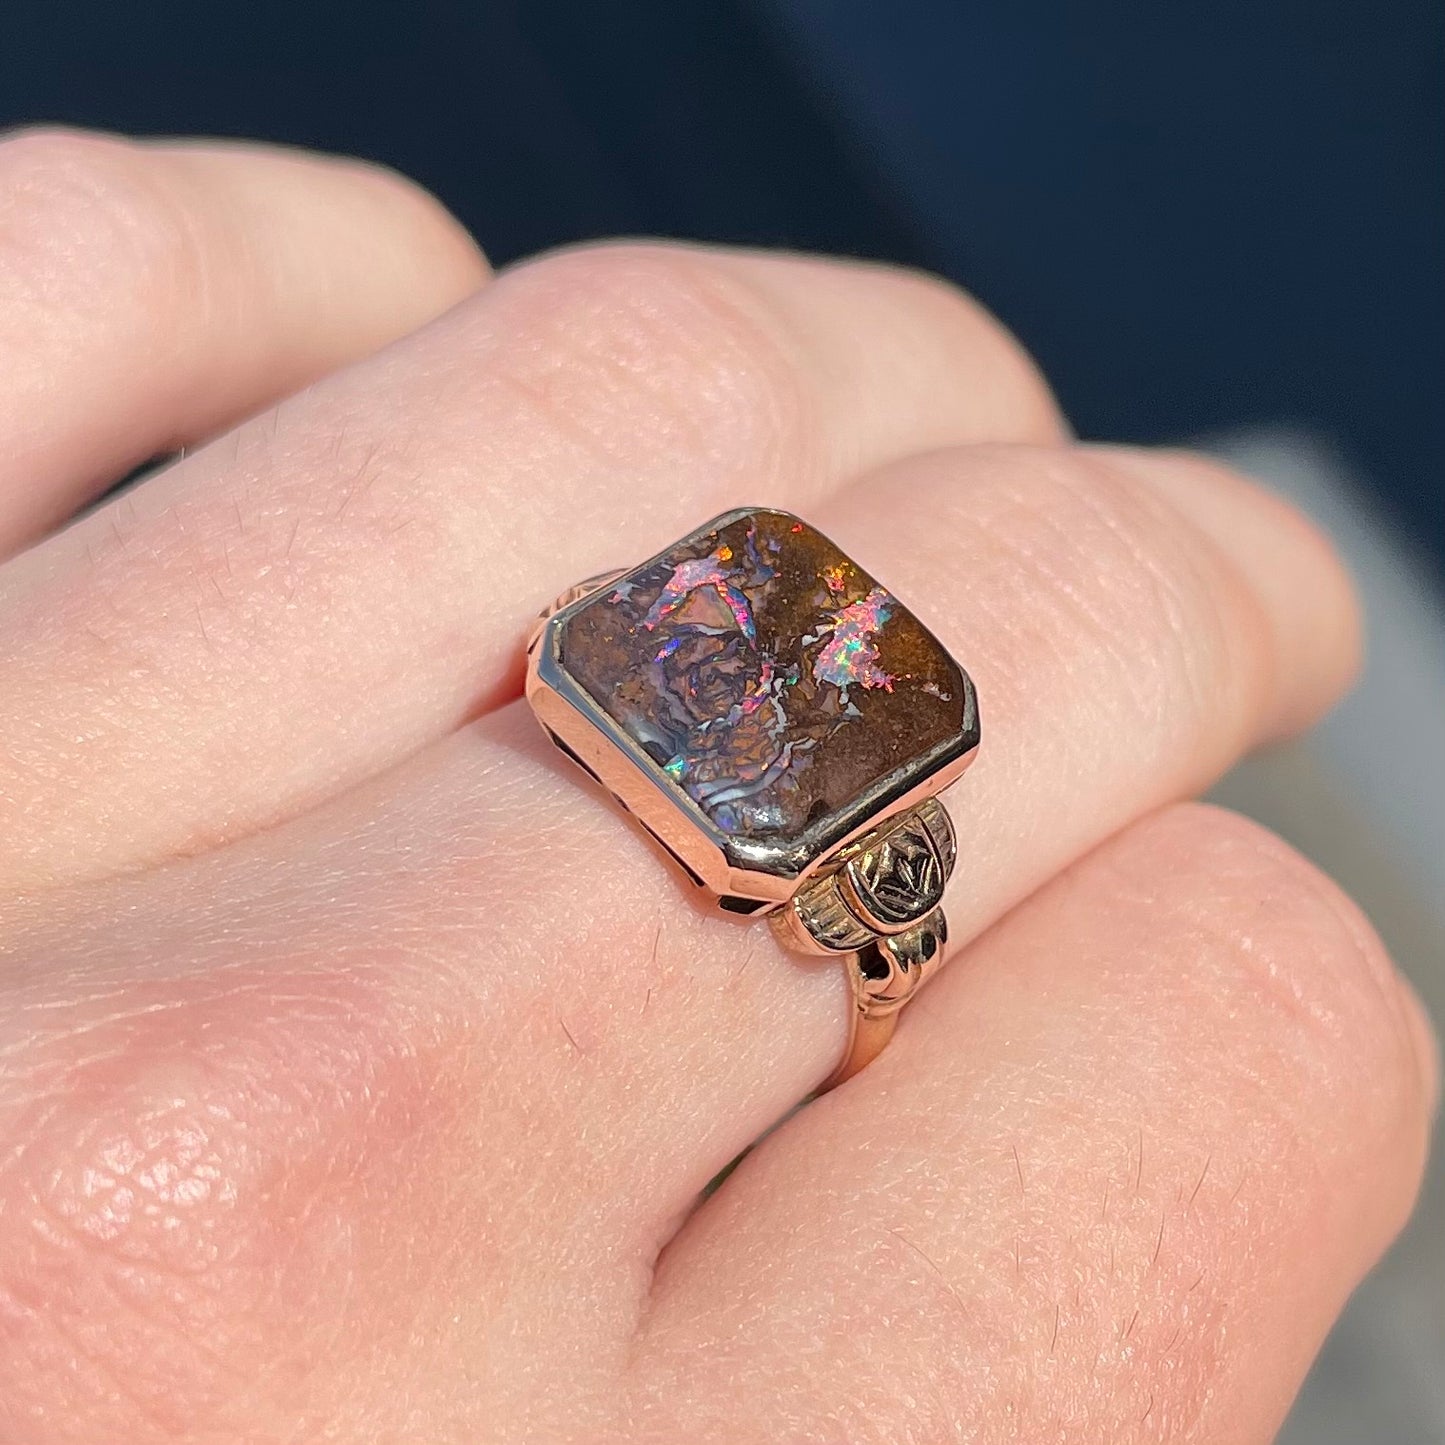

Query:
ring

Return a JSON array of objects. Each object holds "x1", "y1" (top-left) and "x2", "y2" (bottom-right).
[{"x1": 526, "y1": 508, "x2": 978, "y2": 1088}]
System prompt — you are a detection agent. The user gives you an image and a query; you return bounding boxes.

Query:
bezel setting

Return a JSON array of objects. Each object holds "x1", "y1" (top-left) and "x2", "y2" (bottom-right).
[{"x1": 525, "y1": 507, "x2": 978, "y2": 909}]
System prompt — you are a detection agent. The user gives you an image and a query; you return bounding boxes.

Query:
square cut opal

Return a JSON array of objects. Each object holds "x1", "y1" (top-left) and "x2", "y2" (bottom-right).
[{"x1": 555, "y1": 509, "x2": 971, "y2": 857}]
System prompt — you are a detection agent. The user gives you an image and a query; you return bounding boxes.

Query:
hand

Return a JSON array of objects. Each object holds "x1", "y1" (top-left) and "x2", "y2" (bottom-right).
[{"x1": 0, "y1": 130, "x2": 1434, "y2": 1445}]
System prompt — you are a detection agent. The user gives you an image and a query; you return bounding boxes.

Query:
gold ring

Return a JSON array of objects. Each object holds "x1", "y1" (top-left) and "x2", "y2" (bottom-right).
[{"x1": 525, "y1": 508, "x2": 978, "y2": 1088}]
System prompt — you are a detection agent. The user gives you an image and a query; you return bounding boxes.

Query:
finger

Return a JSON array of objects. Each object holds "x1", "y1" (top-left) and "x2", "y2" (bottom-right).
[
  {"x1": 0, "y1": 127, "x2": 488, "y2": 555},
  {"x1": 635, "y1": 805, "x2": 1437, "y2": 1443},
  {"x1": 0, "y1": 422, "x2": 1363, "y2": 1435},
  {"x1": 0, "y1": 434, "x2": 1360, "y2": 1403},
  {"x1": 390, "y1": 439, "x2": 1357, "y2": 1213},
  {"x1": 816, "y1": 441, "x2": 1363, "y2": 943},
  {"x1": 11, "y1": 437, "x2": 1352, "y2": 1235},
  {"x1": 0, "y1": 242, "x2": 1063, "y2": 892}
]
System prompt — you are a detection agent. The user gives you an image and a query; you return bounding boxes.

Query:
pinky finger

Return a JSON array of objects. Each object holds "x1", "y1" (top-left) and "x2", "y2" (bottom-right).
[{"x1": 635, "y1": 804, "x2": 1437, "y2": 1444}]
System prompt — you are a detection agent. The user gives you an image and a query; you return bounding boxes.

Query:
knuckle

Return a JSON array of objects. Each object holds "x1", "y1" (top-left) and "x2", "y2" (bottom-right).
[
  {"x1": 0, "y1": 128, "x2": 199, "y2": 328},
  {"x1": 0, "y1": 1048, "x2": 253, "y2": 1435},
  {"x1": 867, "y1": 262, "x2": 1065, "y2": 440},
  {"x1": 1052, "y1": 453, "x2": 1269, "y2": 724},
  {"x1": 903, "y1": 444, "x2": 1273, "y2": 759},
  {"x1": 1139, "y1": 804, "x2": 1433, "y2": 1142},
  {"x1": 486, "y1": 242, "x2": 819, "y2": 480},
  {"x1": 320, "y1": 153, "x2": 489, "y2": 290},
  {"x1": 0, "y1": 968, "x2": 444, "y2": 1440}
]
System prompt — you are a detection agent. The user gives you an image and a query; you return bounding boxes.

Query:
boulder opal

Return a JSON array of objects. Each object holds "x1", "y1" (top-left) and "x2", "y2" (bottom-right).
[{"x1": 557, "y1": 509, "x2": 971, "y2": 857}]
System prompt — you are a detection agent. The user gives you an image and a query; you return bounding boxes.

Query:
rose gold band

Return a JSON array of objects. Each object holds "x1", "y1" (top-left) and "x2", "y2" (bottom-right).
[
  {"x1": 821, "y1": 903, "x2": 950, "y2": 1088},
  {"x1": 828, "y1": 962, "x2": 898, "y2": 1088}
]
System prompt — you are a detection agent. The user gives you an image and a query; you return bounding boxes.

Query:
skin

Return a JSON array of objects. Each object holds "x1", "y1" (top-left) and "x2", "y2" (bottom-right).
[{"x1": 0, "y1": 129, "x2": 1434, "y2": 1445}]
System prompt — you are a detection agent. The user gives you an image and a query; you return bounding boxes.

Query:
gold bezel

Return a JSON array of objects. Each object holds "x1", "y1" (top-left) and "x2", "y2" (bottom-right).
[{"x1": 524, "y1": 508, "x2": 979, "y2": 910}]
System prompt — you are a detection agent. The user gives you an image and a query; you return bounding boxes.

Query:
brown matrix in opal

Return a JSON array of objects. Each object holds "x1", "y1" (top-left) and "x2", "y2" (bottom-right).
[{"x1": 559, "y1": 509, "x2": 966, "y2": 843}]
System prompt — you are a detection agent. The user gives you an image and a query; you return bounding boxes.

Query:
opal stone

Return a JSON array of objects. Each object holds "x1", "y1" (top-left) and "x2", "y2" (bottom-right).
[{"x1": 558, "y1": 509, "x2": 968, "y2": 847}]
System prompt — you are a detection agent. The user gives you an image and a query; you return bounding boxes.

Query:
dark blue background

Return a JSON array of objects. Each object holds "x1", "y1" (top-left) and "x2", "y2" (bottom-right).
[{"x1": 4, "y1": 0, "x2": 1440, "y2": 562}]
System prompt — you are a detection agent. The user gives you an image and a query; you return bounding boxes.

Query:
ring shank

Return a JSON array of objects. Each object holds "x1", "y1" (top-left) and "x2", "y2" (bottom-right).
[
  {"x1": 820, "y1": 904, "x2": 949, "y2": 1089},
  {"x1": 825, "y1": 956, "x2": 898, "y2": 1088}
]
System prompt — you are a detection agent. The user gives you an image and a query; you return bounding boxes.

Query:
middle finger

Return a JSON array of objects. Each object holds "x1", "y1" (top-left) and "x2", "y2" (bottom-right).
[{"x1": 0, "y1": 243, "x2": 1061, "y2": 893}]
